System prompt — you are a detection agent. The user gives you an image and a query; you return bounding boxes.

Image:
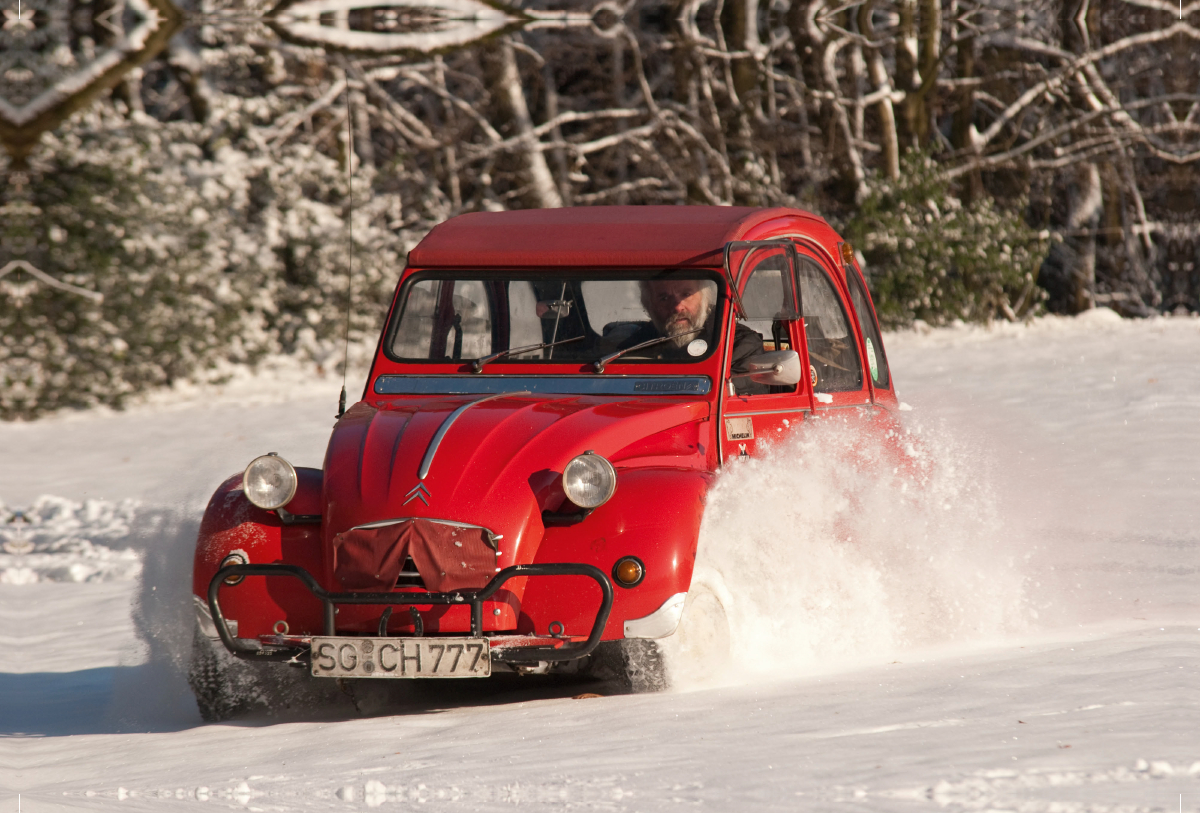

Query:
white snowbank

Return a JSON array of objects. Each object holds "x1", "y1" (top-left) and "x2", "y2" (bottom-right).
[
  {"x1": 31, "y1": 346, "x2": 373, "y2": 423},
  {"x1": 888, "y1": 307, "x2": 1199, "y2": 350},
  {"x1": 0, "y1": 496, "x2": 142, "y2": 584}
]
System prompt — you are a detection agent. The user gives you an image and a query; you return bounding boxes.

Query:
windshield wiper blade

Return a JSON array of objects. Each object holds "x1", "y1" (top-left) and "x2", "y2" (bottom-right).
[
  {"x1": 592, "y1": 327, "x2": 703, "y2": 374},
  {"x1": 471, "y1": 335, "x2": 584, "y2": 373}
]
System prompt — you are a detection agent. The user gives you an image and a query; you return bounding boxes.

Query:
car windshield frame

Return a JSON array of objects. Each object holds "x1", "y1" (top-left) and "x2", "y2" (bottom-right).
[{"x1": 381, "y1": 269, "x2": 728, "y2": 370}]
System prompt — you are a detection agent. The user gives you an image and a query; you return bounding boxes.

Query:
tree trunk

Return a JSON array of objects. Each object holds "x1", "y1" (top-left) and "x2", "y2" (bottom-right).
[
  {"x1": 167, "y1": 36, "x2": 212, "y2": 125},
  {"x1": 894, "y1": 0, "x2": 918, "y2": 148},
  {"x1": 479, "y1": 38, "x2": 564, "y2": 210},
  {"x1": 722, "y1": 0, "x2": 760, "y2": 109},
  {"x1": 951, "y1": 24, "x2": 980, "y2": 201},
  {"x1": 350, "y1": 89, "x2": 374, "y2": 170},
  {"x1": 914, "y1": 0, "x2": 939, "y2": 145},
  {"x1": 858, "y1": 0, "x2": 900, "y2": 180},
  {"x1": 1066, "y1": 162, "x2": 1101, "y2": 313}
]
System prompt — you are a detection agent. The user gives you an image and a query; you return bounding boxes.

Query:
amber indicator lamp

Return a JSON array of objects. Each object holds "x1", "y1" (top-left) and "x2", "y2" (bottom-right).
[{"x1": 612, "y1": 557, "x2": 645, "y2": 587}]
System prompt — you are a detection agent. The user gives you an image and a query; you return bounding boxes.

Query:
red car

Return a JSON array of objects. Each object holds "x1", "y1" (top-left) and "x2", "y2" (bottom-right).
[{"x1": 189, "y1": 206, "x2": 898, "y2": 718}]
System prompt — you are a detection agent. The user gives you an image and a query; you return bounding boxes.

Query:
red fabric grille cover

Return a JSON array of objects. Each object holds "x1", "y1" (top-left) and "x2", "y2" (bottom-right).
[{"x1": 333, "y1": 519, "x2": 497, "y2": 593}]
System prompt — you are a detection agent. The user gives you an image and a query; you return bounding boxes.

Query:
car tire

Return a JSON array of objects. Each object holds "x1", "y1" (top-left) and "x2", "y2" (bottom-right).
[
  {"x1": 582, "y1": 639, "x2": 668, "y2": 694},
  {"x1": 660, "y1": 569, "x2": 733, "y2": 688},
  {"x1": 187, "y1": 627, "x2": 253, "y2": 722},
  {"x1": 189, "y1": 626, "x2": 346, "y2": 721}
]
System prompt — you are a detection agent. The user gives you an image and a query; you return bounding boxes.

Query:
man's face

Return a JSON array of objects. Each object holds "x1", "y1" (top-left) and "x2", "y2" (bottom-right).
[{"x1": 644, "y1": 280, "x2": 711, "y2": 346}]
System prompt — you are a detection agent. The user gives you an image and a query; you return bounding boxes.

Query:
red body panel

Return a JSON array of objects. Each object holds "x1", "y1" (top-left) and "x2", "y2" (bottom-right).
[
  {"x1": 193, "y1": 206, "x2": 898, "y2": 654},
  {"x1": 193, "y1": 470, "x2": 326, "y2": 639}
]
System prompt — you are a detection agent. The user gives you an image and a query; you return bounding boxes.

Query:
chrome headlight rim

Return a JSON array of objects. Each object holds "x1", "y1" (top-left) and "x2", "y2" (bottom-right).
[
  {"x1": 562, "y1": 451, "x2": 617, "y2": 509},
  {"x1": 242, "y1": 453, "x2": 298, "y2": 511}
]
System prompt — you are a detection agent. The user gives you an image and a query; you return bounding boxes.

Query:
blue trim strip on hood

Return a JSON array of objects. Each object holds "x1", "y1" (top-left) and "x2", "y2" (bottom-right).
[{"x1": 376, "y1": 375, "x2": 712, "y2": 397}]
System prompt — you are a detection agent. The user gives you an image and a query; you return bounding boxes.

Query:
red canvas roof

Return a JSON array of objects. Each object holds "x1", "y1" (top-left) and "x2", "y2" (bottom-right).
[{"x1": 406, "y1": 206, "x2": 827, "y2": 268}]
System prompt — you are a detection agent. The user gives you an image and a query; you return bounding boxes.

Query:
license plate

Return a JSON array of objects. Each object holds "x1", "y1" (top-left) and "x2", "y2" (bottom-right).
[{"x1": 310, "y1": 637, "x2": 491, "y2": 679}]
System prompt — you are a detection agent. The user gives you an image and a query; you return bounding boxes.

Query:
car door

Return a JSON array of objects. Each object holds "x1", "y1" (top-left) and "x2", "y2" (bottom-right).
[
  {"x1": 794, "y1": 251, "x2": 871, "y2": 414},
  {"x1": 720, "y1": 244, "x2": 813, "y2": 462}
]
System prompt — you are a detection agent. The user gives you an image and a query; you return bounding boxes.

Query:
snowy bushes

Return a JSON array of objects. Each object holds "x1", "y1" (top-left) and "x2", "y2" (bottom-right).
[
  {"x1": 1, "y1": 107, "x2": 411, "y2": 420},
  {"x1": 845, "y1": 154, "x2": 1050, "y2": 329},
  {"x1": 1, "y1": 125, "x2": 249, "y2": 419}
]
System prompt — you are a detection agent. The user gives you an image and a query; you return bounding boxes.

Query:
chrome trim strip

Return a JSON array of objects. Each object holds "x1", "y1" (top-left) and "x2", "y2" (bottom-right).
[
  {"x1": 810, "y1": 401, "x2": 872, "y2": 411},
  {"x1": 375, "y1": 375, "x2": 712, "y2": 396},
  {"x1": 723, "y1": 407, "x2": 811, "y2": 417},
  {"x1": 726, "y1": 403, "x2": 866, "y2": 417},
  {"x1": 418, "y1": 391, "x2": 528, "y2": 479}
]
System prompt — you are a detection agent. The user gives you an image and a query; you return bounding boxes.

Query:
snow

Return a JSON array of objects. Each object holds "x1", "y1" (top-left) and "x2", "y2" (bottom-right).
[
  {"x1": 2, "y1": 313, "x2": 1198, "y2": 812},
  {"x1": 1, "y1": 497, "x2": 141, "y2": 585}
]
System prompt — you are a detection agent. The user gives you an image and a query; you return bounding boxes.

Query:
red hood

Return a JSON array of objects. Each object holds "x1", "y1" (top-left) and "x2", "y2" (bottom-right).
[{"x1": 322, "y1": 393, "x2": 709, "y2": 572}]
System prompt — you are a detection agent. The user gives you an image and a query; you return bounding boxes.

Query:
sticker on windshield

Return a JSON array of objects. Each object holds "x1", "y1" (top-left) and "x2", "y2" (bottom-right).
[
  {"x1": 810, "y1": 364, "x2": 818, "y2": 389},
  {"x1": 866, "y1": 338, "x2": 879, "y2": 382},
  {"x1": 687, "y1": 339, "x2": 707, "y2": 357}
]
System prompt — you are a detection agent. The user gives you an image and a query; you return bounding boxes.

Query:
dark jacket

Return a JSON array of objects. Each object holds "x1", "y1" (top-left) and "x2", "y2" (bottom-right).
[
  {"x1": 730, "y1": 322, "x2": 770, "y2": 395},
  {"x1": 611, "y1": 320, "x2": 770, "y2": 395}
]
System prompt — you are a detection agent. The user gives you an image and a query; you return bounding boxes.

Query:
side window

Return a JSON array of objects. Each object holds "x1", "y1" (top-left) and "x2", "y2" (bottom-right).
[
  {"x1": 846, "y1": 267, "x2": 890, "y2": 388},
  {"x1": 391, "y1": 278, "x2": 439, "y2": 358},
  {"x1": 728, "y1": 256, "x2": 801, "y2": 396},
  {"x1": 797, "y1": 258, "x2": 863, "y2": 393},
  {"x1": 391, "y1": 279, "x2": 493, "y2": 360},
  {"x1": 740, "y1": 261, "x2": 795, "y2": 352},
  {"x1": 739, "y1": 252, "x2": 799, "y2": 353}
]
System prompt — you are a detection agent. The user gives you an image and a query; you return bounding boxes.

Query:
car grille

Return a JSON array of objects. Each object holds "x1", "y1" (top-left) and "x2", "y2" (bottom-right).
[{"x1": 394, "y1": 556, "x2": 426, "y2": 588}]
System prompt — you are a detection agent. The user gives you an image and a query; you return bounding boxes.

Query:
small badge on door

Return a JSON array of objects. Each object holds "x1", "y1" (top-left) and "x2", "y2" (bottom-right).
[{"x1": 725, "y1": 416, "x2": 754, "y2": 441}]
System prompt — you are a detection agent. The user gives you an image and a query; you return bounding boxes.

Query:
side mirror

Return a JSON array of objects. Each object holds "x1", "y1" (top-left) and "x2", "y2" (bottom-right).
[{"x1": 731, "y1": 350, "x2": 802, "y2": 386}]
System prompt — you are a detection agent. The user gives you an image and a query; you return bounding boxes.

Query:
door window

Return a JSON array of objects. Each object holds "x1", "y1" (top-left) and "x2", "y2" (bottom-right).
[
  {"x1": 740, "y1": 260, "x2": 796, "y2": 354},
  {"x1": 797, "y1": 258, "x2": 863, "y2": 393},
  {"x1": 734, "y1": 254, "x2": 802, "y2": 395},
  {"x1": 846, "y1": 267, "x2": 890, "y2": 388}
]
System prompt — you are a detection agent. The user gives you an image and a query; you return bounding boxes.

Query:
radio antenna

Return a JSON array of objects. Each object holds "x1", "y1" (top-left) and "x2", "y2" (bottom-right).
[{"x1": 337, "y1": 77, "x2": 355, "y2": 419}]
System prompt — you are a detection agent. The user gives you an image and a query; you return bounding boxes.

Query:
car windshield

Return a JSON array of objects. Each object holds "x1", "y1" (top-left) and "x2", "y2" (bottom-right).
[{"x1": 386, "y1": 272, "x2": 724, "y2": 367}]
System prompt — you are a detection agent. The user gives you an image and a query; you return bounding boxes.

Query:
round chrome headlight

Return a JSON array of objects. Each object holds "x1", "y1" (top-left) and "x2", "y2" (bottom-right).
[
  {"x1": 562, "y1": 452, "x2": 617, "y2": 509},
  {"x1": 242, "y1": 453, "x2": 298, "y2": 510}
]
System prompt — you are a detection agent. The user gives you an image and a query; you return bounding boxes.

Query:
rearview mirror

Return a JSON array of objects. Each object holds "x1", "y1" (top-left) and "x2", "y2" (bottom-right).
[{"x1": 730, "y1": 350, "x2": 801, "y2": 386}]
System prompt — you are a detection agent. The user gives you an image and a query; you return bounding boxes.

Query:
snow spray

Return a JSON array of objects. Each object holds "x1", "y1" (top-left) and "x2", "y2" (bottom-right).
[
  {"x1": 664, "y1": 413, "x2": 1032, "y2": 688},
  {"x1": 127, "y1": 501, "x2": 346, "y2": 723}
]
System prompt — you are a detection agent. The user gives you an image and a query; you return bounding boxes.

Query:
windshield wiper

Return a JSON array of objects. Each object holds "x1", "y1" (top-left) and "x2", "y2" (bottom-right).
[
  {"x1": 592, "y1": 328, "x2": 703, "y2": 374},
  {"x1": 471, "y1": 335, "x2": 584, "y2": 373}
]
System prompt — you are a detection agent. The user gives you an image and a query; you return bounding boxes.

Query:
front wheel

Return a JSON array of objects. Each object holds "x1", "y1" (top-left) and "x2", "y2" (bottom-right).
[
  {"x1": 582, "y1": 639, "x2": 668, "y2": 693},
  {"x1": 187, "y1": 628, "x2": 254, "y2": 722},
  {"x1": 187, "y1": 628, "x2": 327, "y2": 721},
  {"x1": 659, "y1": 569, "x2": 733, "y2": 688}
]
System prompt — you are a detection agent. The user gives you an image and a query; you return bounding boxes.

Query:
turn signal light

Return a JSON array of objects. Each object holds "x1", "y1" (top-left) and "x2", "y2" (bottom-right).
[
  {"x1": 840, "y1": 242, "x2": 856, "y2": 266},
  {"x1": 613, "y1": 557, "x2": 645, "y2": 588},
  {"x1": 221, "y1": 552, "x2": 248, "y2": 585}
]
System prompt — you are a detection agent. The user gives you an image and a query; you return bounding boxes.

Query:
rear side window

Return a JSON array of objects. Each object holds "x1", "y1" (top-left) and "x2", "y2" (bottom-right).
[
  {"x1": 846, "y1": 267, "x2": 890, "y2": 388},
  {"x1": 797, "y1": 258, "x2": 863, "y2": 393}
]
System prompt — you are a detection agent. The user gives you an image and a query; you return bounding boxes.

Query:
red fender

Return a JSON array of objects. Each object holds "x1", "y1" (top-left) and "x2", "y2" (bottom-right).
[
  {"x1": 523, "y1": 466, "x2": 713, "y2": 640},
  {"x1": 192, "y1": 467, "x2": 325, "y2": 639}
]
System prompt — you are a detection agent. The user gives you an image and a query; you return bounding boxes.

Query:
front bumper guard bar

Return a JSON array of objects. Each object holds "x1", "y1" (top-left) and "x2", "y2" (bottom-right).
[{"x1": 208, "y1": 562, "x2": 614, "y2": 665}]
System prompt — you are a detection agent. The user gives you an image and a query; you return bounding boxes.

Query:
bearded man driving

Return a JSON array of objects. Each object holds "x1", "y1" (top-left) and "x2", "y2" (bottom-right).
[{"x1": 627, "y1": 278, "x2": 769, "y2": 396}]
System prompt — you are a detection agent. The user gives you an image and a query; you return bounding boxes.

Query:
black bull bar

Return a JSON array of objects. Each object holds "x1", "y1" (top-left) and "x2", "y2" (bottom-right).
[{"x1": 208, "y1": 563, "x2": 614, "y2": 665}]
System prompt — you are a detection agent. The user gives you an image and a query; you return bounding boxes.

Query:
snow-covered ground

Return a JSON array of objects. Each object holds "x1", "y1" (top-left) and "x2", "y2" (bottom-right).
[{"x1": 2, "y1": 311, "x2": 1198, "y2": 812}]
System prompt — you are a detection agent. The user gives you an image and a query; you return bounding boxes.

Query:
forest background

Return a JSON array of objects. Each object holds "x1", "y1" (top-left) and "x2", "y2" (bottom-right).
[{"x1": 0, "y1": 0, "x2": 1196, "y2": 419}]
